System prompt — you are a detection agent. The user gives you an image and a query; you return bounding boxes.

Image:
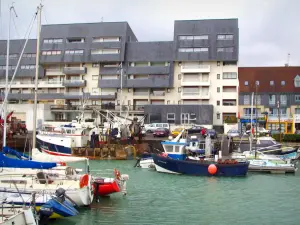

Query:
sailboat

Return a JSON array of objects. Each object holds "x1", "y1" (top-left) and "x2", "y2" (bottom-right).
[{"x1": 0, "y1": 4, "x2": 94, "y2": 213}]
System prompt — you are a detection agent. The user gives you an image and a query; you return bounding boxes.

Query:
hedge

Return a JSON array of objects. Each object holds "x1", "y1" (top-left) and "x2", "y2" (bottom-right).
[{"x1": 272, "y1": 134, "x2": 300, "y2": 142}]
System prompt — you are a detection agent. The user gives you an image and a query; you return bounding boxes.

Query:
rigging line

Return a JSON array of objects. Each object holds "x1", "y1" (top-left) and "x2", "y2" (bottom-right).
[
  {"x1": 11, "y1": 14, "x2": 20, "y2": 39},
  {"x1": 0, "y1": 0, "x2": 2, "y2": 39},
  {"x1": 43, "y1": 7, "x2": 48, "y2": 24}
]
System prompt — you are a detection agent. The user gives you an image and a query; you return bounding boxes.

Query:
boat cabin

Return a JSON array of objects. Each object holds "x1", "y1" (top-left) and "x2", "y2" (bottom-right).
[{"x1": 256, "y1": 137, "x2": 278, "y2": 146}]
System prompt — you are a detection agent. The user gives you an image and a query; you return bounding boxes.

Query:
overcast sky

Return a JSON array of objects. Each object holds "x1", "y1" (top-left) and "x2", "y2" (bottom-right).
[{"x1": 0, "y1": 0, "x2": 299, "y2": 66}]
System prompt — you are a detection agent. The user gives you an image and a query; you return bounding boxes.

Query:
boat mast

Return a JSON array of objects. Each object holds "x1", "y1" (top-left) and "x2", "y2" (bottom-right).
[
  {"x1": 3, "y1": 4, "x2": 17, "y2": 148},
  {"x1": 250, "y1": 92, "x2": 254, "y2": 154},
  {"x1": 32, "y1": 4, "x2": 42, "y2": 150},
  {"x1": 119, "y1": 62, "x2": 123, "y2": 117}
]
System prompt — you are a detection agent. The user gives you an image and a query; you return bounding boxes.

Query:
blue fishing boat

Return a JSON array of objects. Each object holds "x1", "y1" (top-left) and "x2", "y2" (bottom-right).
[
  {"x1": 152, "y1": 154, "x2": 249, "y2": 177},
  {"x1": 0, "y1": 152, "x2": 57, "y2": 169}
]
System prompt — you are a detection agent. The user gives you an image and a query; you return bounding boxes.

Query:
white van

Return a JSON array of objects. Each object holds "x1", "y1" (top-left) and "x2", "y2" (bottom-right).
[{"x1": 144, "y1": 123, "x2": 170, "y2": 133}]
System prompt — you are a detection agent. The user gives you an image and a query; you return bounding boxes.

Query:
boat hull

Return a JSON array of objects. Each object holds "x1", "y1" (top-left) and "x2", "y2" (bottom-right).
[
  {"x1": 139, "y1": 158, "x2": 155, "y2": 169},
  {"x1": 153, "y1": 155, "x2": 249, "y2": 177},
  {"x1": 94, "y1": 178, "x2": 120, "y2": 196},
  {"x1": 37, "y1": 135, "x2": 72, "y2": 155}
]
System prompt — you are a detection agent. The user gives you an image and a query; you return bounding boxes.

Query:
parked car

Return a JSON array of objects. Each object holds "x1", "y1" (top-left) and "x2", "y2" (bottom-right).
[
  {"x1": 153, "y1": 128, "x2": 170, "y2": 137},
  {"x1": 206, "y1": 129, "x2": 217, "y2": 139},
  {"x1": 187, "y1": 126, "x2": 204, "y2": 134},
  {"x1": 171, "y1": 128, "x2": 184, "y2": 137},
  {"x1": 227, "y1": 129, "x2": 241, "y2": 139},
  {"x1": 144, "y1": 123, "x2": 170, "y2": 133},
  {"x1": 255, "y1": 127, "x2": 270, "y2": 135}
]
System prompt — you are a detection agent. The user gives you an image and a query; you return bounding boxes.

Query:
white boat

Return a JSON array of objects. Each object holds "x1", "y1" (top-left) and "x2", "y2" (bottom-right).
[
  {"x1": 139, "y1": 158, "x2": 155, "y2": 169},
  {"x1": 0, "y1": 206, "x2": 36, "y2": 225},
  {"x1": 0, "y1": 173, "x2": 94, "y2": 207}
]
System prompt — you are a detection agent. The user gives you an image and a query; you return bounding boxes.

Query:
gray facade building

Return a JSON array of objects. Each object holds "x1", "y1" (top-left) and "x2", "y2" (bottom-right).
[
  {"x1": 144, "y1": 105, "x2": 214, "y2": 125},
  {"x1": 173, "y1": 19, "x2": 239, "y2": 61}
]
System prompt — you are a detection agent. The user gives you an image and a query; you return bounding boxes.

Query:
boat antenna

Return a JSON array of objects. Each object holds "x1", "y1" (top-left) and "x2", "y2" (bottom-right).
[{"x1": 32, "y1": 3, "x2": 42, "y2": 151}]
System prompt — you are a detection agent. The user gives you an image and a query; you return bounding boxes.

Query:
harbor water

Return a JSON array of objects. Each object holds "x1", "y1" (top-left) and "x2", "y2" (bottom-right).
[{"x1": 53, "y1": 160, "x2": 300, "y2": 225}]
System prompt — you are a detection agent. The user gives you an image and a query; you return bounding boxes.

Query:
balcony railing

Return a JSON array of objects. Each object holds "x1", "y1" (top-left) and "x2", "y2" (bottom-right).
[
  {"x1": 182, "y1": 65, "x2": 210, "y2": 69},
  {"x1": 182, "y1": 92, "x2": 200, "y2": 96},
  {"x1": 63, "y1": 67, "x2": 87, "y2": 75},
  {"x1": 150, "y1": 92, "x2": 165, "y2": 96},
  {"x1": 49, "y1": 104, "x2": 145, "y2": 111},
  {"x1": 63, "y1": 80, "x2": 86, "y2": 87}
]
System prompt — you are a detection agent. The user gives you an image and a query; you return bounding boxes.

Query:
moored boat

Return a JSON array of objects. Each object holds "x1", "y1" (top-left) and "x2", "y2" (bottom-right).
[{"x1": 153, "y1": 154, "x2": 250, "y2": 177}]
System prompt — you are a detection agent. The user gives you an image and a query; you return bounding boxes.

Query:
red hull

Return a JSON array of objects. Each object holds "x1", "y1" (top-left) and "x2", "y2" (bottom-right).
[{"x1": 94, "y1": 179, "x2": 120, "y2": 196}]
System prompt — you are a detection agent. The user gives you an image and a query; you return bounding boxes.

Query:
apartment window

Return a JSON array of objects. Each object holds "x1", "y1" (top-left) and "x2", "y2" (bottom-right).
[
  {"x1": 255, "y1": 80, "x2": 260, "y2": 86},
  {"x1": 134, "y1": 62, "x2": 149, "y2": 67},
  {"x1": 217, "y1": 113, "x2": 220, "y2": 119},
  {"x1": 91, "y1": 49, "x2": 120, "y2": 55},
  {"x1": 92, "y1": 63, "x2": 99, "y2": 67},
  {"x1": 179, "y1": 35, "x2": 208, "y2": 40},
  {"x1": 294, "y1": 75, "x2": 300, "y2": 87},
  {"x1": 217, "y1": 74, "x2": 220, "y2": 79},
  {"x1": 217, "y1": 47, "x2": 234, "y2": 52},
  {"x1": 167, "y1": 100, "x2": 170, "y2": 104},
  {"x1": 217, "y1": 61, "x2": 220, "y2": 66},
  {"x1": 92, "y1": 88, "x2": 99, "y2": 94},
  {"x1": 0, "y1": 54, "x2": 18, "y2": 59},
  {"x1": 65, "y1": 50, "x2": 84, "y2": 55},
  {"x1": 270, "y1": 80, "x2": 274, "y2": 86},
  {"x1": 66, "y1": 38, "x2": 85, "y2": 43},
  {"x1": 217, "y1": 34, "x2": 234, "y2": 40},
  {"x1": 103, "y1": 63, "x2": 119, "y2": 67},
  {"x1": 269, "y1": 94, "x2": 276, "y2": 105},
  {"x1": 43, "y1": 38, "x2": 63, "y2": 44},
  {"x1": 0, "y1": 65, "x2": 16, "y2": 70},
  {"x1": 92, "y1": 75, "x2": 99, "y2": 80},
  {"x1": 217, "y1": 100, "x2": 220, "y2": 106},
  {"x1": 295, "y1": 108, "x2": 300, "y2": 114},
  {"x1": 167, "y1": 88, "x2": 170, "y2": 93},
  {"x1": 223, "y1": 100, "x2": 236, "y2": 106},
  {"x1": 217, "y1": 87, "x2": 220, "y2": 93},
  {"x1": 223, "y1": 61, "x2": 237, "y2": 66},
  {"x1": 222, "y1": 72, "x2": 237, "y2": 79},
  {"x1": 178, "y1": 87, "x2": 182, "y2": 93},
  {"x1": 244, "y1": 81, "x2": 248, "y2": 86},
  {"x1": 244, "y1": 95, "x2": 250, "y2": 104},
  {"x1": 20, "y1": 65, "x2": 36, "y2": 69},
  {"x1": 178, "y1": 74, "x2": 181, "y2": 80},
  {"x1": 178, "y1": 100, "x2": 181, "y2": 105},
  {"x1": 280, "y1": 95, "x2": 287, "y2": 105},
  {"x1": 255, "y1": 95, "x2": 261, "y2": 105},
  {"x1": 92, "y1": 37, "x2": 120, "y2": 42},
  {"x1": 41, "y1": 50, "x2": 61, "y2": 56},
  {"x1": 23, "y1": 53, "x2": 36, "y2": 58},
  {"x1": 167, "y1": 113, "x2": 175, "y2": 124},
  {"x1": 178, "y1": 48, "x2": 208, "y2": 52},
  {"x1": 295, "y1": 95, "x2": 300, "y2": 102},
  {"x1": 281, "y1": 80, "x2": 286, "y2": 86}
]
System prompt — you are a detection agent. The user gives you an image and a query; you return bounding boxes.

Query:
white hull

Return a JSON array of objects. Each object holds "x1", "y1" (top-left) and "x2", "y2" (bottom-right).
[
  {"x1": 32, "y1": 148, "x2": 88, "y2": 163},
  {"x1": 0, "y1": 175, "x2": 93, "y2": 206},
  {"x1": 0, "y1": 207, "x2": 36, "y2": 225},
  {"x1": 154, "y1": 164, "x2": 180, "y2": 174},
  {"x1": 139, "y1": 159, "x2": 155, "y2": 169}
]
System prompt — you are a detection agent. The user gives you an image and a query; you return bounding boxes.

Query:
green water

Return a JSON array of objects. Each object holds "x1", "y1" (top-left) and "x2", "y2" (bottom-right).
[{"x1": 52, "y1": 160, "x2": 300, "y2": 225}]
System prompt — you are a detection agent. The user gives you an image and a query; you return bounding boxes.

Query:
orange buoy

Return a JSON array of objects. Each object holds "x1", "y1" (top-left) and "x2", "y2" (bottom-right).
[
  {"x1": 208, "y1": 164, "x2": 217, "y2": 175},
  {"x1": 80, "y1": 174, "x2": 89, "y2": 188}
]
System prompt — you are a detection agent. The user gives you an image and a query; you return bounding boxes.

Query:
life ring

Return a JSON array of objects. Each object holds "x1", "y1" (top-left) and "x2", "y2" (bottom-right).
[
  {"x1": 80, "y1": 174, "x2": 89, "y2": 188},
  {"x1": 114, "y1": 168, "x2": 121, "y2": 180}
]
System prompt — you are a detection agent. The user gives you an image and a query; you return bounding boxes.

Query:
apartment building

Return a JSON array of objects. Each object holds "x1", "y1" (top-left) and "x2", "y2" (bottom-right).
[
  {"x1": 0, "y1": 19, "x2": 239, "y2": 131},
  {"x1": 238, "y1": 67, "x2": 300, "y2": 134}
]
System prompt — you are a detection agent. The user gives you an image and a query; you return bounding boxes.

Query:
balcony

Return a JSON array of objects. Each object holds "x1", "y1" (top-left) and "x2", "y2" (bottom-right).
[
  {"x1": 63, "y1": 80, "x2": 86, "y2": 87},
  {"x1": 38, "y1": 80, "x2": 63, "y2": 88},
  {"x1": 242, "y1": 114, "x2": 264, "y2": 119},
  {"x1": 115, "y1": 105, "x2": 145, "y2": 112},
  {"x1": 127, "y1": 66, "x2": 170, "y2": 75},
  {"x1": 63, "y1": 67, "x2": 87, "y2": 75},
  {"x1": 64, "y1": 92, "x2": 84, "y2": 99},
  {"x1": 89, "y1": 92, "x2": 117, "y2": 100},
  {"x1": 45, "y1": 69, "x2": 64, "y2": 76},
  {"x1": 181, "y1": 65, "x2": 210, "y2": 73},
  {"x1": 181, "y1": 79, "x2": 210, "y2": 86},
  {"x1": 127, "y1": 77, "x2": 171, "y2": 88},
  {"x1": 222, "y1": 92, "x2": 237, "y2": 99},
  {"x1": 181, "y1": 92, "x2": 210, "y2": 99},
  {"x1": 98, "y1": 79, "x2": 120, "y2": 88},
  {"x1": 0, "y1": 80, "x2": 63, "y2": 88},
  {"x1": 150, "y1": 92, "x2": 165, "y2": 99}
]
